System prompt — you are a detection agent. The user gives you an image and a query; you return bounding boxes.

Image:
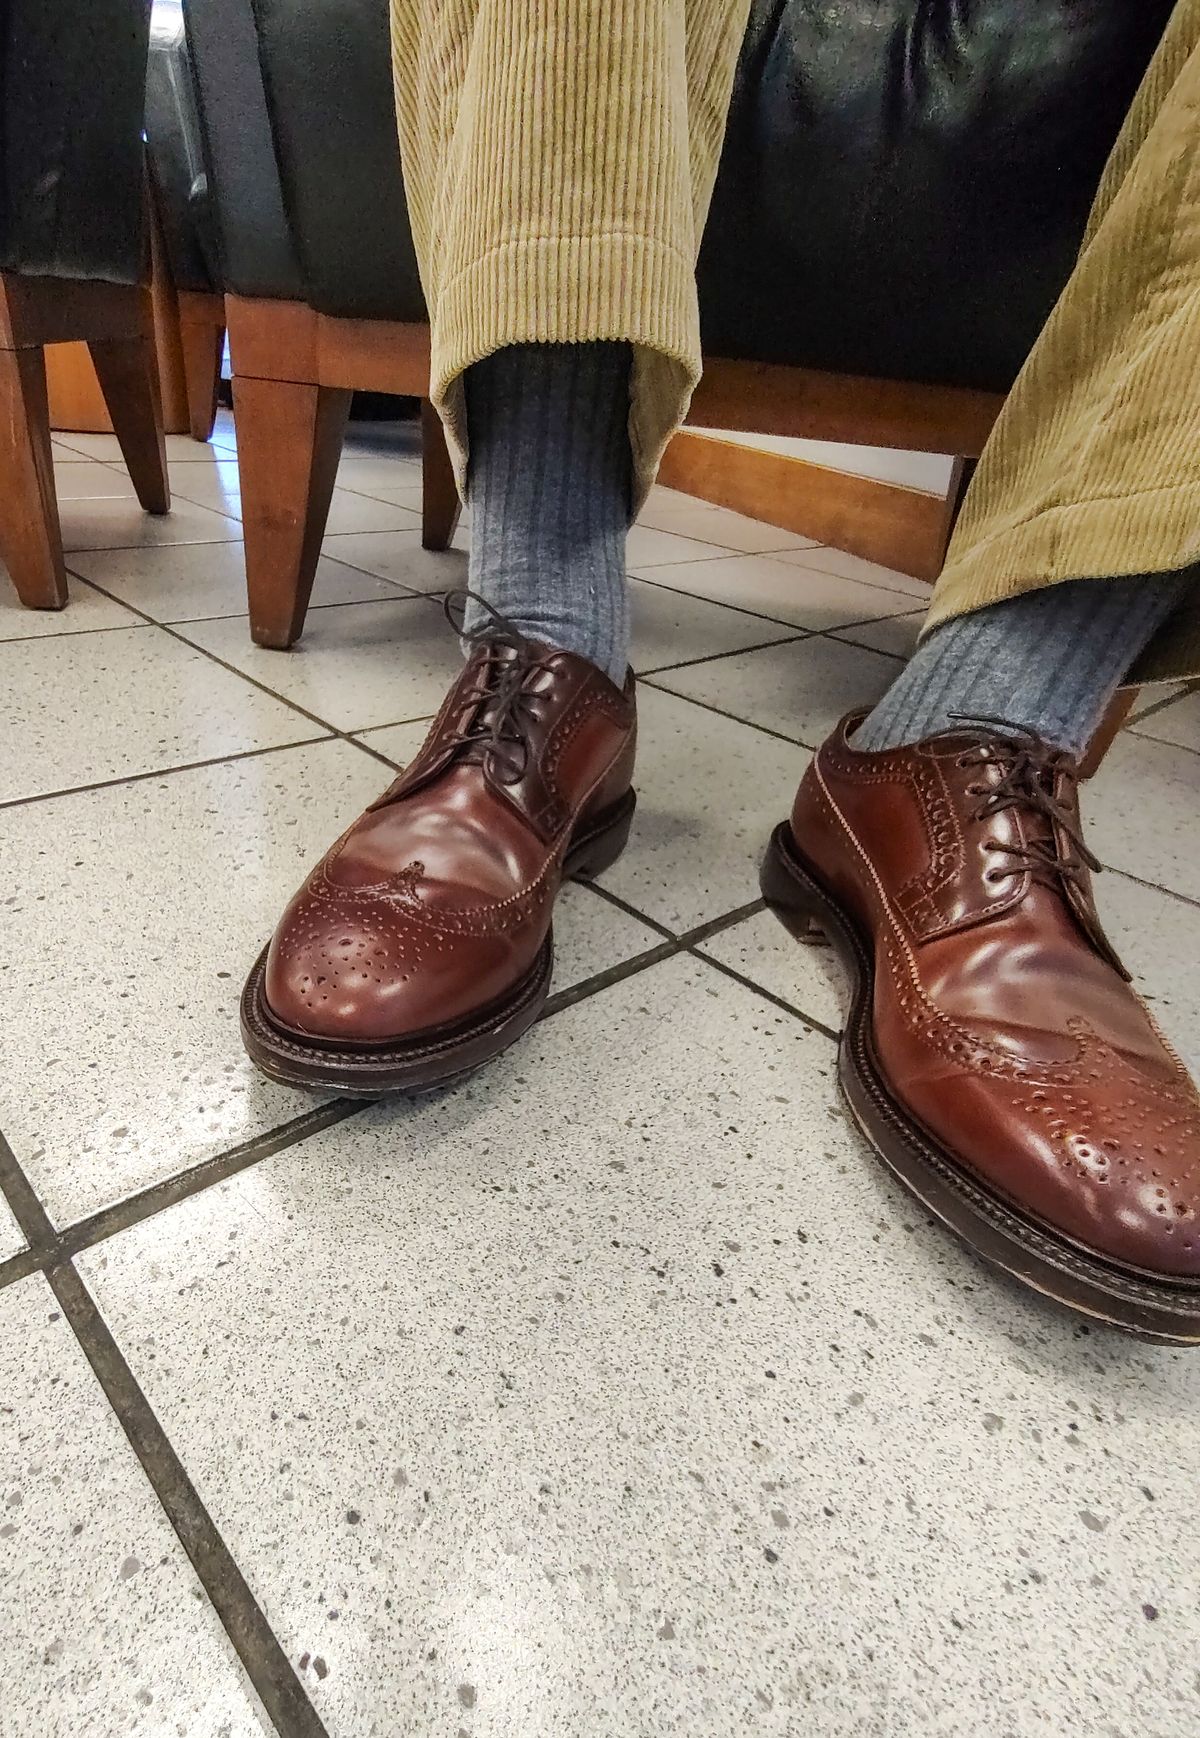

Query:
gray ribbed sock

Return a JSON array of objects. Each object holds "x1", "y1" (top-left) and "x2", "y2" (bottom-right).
[
  {"x1": 855, "y1": 572, "x2": 1191, "y2": 756},
  {"x1": 462, "y1": 342, "x2": 633, "y2": 685}
]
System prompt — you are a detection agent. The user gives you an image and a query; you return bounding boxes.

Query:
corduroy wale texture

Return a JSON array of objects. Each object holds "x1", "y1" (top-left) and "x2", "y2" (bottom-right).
[{"x1": 392, "y1": 0, "x2": 1200, "y2": 678}]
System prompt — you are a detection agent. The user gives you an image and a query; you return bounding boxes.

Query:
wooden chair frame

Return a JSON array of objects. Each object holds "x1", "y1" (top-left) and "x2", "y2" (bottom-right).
[
  {"x1": 224, "y1": 293, "x2": 1128, "y2": 771},
  {"x1": 0, "y1": 273, "x2": 169, "y2": 610}
]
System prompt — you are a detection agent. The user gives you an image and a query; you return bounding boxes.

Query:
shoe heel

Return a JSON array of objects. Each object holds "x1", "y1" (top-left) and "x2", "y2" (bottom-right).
[
  {"x1": 760, "y1": 822, "x2": 831, "y2": 946},
  {"x1": 566, "y1": 789, "x2": 636, "y2": 881}
]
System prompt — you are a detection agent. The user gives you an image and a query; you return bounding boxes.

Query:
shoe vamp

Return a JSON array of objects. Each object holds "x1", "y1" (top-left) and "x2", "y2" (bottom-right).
[
  {"x1": 327, "y1": 768, "x2": 550, "y2": 908},
  {"x1": 913, "y1": 891, "x2": 1163, "y2": 1067}
]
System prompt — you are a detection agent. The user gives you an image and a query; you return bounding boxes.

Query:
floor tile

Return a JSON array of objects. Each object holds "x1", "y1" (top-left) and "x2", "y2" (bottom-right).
[
  {"x1": 697, "y1": 906, "x2": 848, "y2": 1033},
  {"x1": 163, "y1": 459, "x2": 243, "y2": 517},
  {"x1": 602, "y1": 685, "x2": 803, "y2": 931},
  {"x1": 172, "y1": 475, "x2": 422, "y2": 537},
  {"x1": 0, "y1": 627, "x2": 311, "y2": 805},
  {"x1": 1086, "y1": 732, "x2": 1200, "y2": 904},
  {"x1": 68, "y1": 542, "x2": 406, "y2": 624},
  {"x1": 1099, "y1": 871, "x2": 1200, "y2": 1078},
  {"x1": 0, "y1": 574, "x2": 140, "y2": 642},
  {"x1": 629, "y1": 578, "x2": 800, "y2": 673},
  {"x1": 336, "y1": 455, "x2": 423, "y2": 495},
  {"x1": 1126, "y1": 686, "x2": 1200, "y2": 754},
  {"x1": 772, "y1": 543, "x2": 933, "y2": 599},
  {"x1": 636, "y1": 488, "x2": 819, "y2": 555},
  {"x1": 59, "y1": 496, "x2": 241, "y2": 555},
  {"x1": 0, "y1": 740, "x2": 381, "y2": 1224},
  {"x1": 80, "y1": 953, "x2": 1200, "y2": 1738},
  {"x1": 52, "y1": 461, "x2": 137, "y2": 501},
  {"x1": 625, "y1": 525, "x2": 751, "y2": 569},
  {"x1": 0, "y1": 1199, "x2": 24, "y2": 1262},
  {"x1": 0, "y1": 1274, "x2": 267, "y2": 1737},
  {"x1": 347, "y1": 479, "x2": 425, "y2": 510},
  {"x1": 52, "y1": 429, "x2": 236, "y2": 462},
  {"x1": 631, "y1": 553, "x2": 917, "y2": 631},
  {"x1": 830, "y1": 610, "x2": 925, "y2": 660},
  {"x1": 322, "y1": 491, "x2": 421, "y2": 536},
  {"x1": 650, "y1": 634, "x2": 897, "y2": 749},
  {"x1": 178, "y1": 596, "x2": 461, "y2": 733},
  {"x1": 321, "y1": 530, "x2": 468, "y2": 596}
]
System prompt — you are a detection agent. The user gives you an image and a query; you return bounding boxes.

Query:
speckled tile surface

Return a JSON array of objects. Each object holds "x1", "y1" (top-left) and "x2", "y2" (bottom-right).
[
  {"x1": 320, "y1": 529, "x2": 469, "y2": 595},
  {"x1": 1127, "y1": 687, "x2": 1200, "y2": 753},
  {"x1": 80, "y1": 954, "x2": 1200, "y2": 1738},
  {"x1": 178, "y1": 595, "x2": 464, "y2": 732},
  {"x1": 629, "y1": 577, "x2": 800, "y2": 673},
  {"x1": 0, "y1": 1274, "x2": 267, "y2": 1737},
  {"x1": 630, "y1": 554, "x2": 918, "y2": 632},
  {"x1": 600, "y1": 685, "x2": 805, "y2": 932},
  {"x1": 0, "y1": 1198, "x2": 25, "y2": 1262},
  {"x1": 650, "y1": 633, "x2": 896, "y2": 748},
  {"x1": 68, "y1": 540, "x2": 406, "y2": 623},
  {"x1": 770, "y1": 543, "x2": 933, "y2": 599},
  {"x1": 0, "y1": 572, "x2": 140, "y2": 640},
  {"x1": 59, "y1": 495, "x2": 242, "y2": 553},
  {"x1": 0, "y1": 735, "x2": 663, "y2": 1227},
  {"x1": 1086, "y1": 732, "x2": 1200, "y2": 904},
  {"x1": 0, "y1": 625, "x2": 312, "y2": 804},
  {"x1": 0, "y1": 740, "x2": 377, "y2": 1224},
  {"x1": 6, "y1": 420, "x2": 1200, "y2": 1738},
  {"x1": 696, "y1": 906, "x2": 849, "y2": 1033},
  {"x1": 635, "y1": 487, "x2": 820, "y2": 555}
]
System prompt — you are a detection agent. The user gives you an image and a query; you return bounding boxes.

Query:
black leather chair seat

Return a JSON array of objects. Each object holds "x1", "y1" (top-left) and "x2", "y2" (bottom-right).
[{"x1": 189, "y1": 0, "x2": 1174, "y2": 393}]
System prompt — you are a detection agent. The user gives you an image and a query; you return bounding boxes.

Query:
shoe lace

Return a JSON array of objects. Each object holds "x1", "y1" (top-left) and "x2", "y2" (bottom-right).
[
  {"x1": 948, "y1": 712, "x2": 1102, "y2": 897},
  {"x1": 439, "y1": 591, "x2": 557, "y2": 784}
]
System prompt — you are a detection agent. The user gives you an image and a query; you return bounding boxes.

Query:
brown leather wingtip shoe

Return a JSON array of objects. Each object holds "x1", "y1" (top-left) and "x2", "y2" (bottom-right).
[
  {"x1": 242, "y1": 622, "x2": 636, "y2": 1095},
  {"x1": 762, "y1": 712, "x2": 1200, "y2": 1344}
]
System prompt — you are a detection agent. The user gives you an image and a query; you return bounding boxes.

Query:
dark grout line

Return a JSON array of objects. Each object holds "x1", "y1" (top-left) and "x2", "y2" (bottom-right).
[
  {"x1": 59, "y1": 1099, "x2": 364, "y2": 1265},
  {"x1": 0, "y1": 1128, "x2": 58, "y2": 1262},
  {"x1": 638, "y1": 674, "x2": 818, "y2": 753},
  {"x1": 688, "y1": 946, "x2": 842, "y2": 1042},
  {"x1": 0, "y1": 736, "x2": 333, "y2": 813},
  {"x1": 1125, "y1": 681, "x2": 1197, "y2": 729},
  {"x1": 630, "y1": 569, "x2": 814, "y2": 633},
  {"x1": 1103, "y1": 862, "x2": 1200, "y2": 913},
  {"x1": 47, "y1": 1262, "x2": 331, "y2": 1738},
  {"x1": 541, "y1": 936, "x2": 684, "y2": 1017},
  {"x1": 66, "y1": 568, "x2": 439, "y2": 776},
  {"x1": 0, "y1": 1246, "x2": 44, "y2": 1287},
  {"x1": 636, "y1": 631, "x2": 810, "y2": 679},
  {"x1": 0, "y1": 1128, "x2": 329, "y2": 1736}
]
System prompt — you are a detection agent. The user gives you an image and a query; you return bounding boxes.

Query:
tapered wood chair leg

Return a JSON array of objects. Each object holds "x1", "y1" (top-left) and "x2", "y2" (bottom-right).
[
  {"x1": 233, "y1": 375, "x2": 352, "y2": 648},
  {"x1": 88, "y1": 332, "x2": 170, "y2": 513},
  {"x1": 180, "y1": 316, "x2": 224, "y2": 442},
  {"x1": 1079, "y1": 688, "x2": 1137, "y2": 778},
  {"x1": 0, "y1": 345, "x2": 68, "y2": 609},
  {"x1": 421, "y1": 398, "x2": 462, "y2": 551}
]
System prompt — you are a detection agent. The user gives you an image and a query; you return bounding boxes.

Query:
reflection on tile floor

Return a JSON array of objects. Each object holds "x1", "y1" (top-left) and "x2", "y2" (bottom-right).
[{"x1": 3, "y1": 411, "x2": 1200, "y2": 1736}]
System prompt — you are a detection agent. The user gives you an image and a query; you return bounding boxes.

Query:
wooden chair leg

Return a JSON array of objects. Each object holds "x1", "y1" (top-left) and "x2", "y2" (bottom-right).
[
  {"x1": 233, "y1": 375, "x2": 352, "y2": 648},
  {"x1": 421, "y1": 398, "x2": 462, "y2": 551},
  {"x1": 87, "y1": 332, "x2": 170, "y2": 513},
  {"x1": 180, "y1": 315, "x2": 224, "y2": 442},
  {"x1": 1079, "y1": 687, "x2": 1137, "y2": 778},
  {"x1": 0, "y1": 345, "x2": 68, "y2": 609}
]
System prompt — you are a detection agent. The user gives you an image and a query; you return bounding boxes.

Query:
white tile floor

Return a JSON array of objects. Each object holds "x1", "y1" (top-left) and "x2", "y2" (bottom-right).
[{"x1": 3, "y1": 411, "x2": 1200, "y2": 1737}]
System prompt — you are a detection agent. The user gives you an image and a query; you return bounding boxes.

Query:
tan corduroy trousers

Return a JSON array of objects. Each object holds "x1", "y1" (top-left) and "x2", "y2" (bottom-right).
[{"x1": 392, "y1": 0, "x2": 1200, "y2": 679}]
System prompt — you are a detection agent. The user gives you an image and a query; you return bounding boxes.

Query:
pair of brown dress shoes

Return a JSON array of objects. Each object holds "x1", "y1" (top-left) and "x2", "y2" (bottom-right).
[{"x1": 241, "y1": 620, "x2": 1200, "y2": 1344}]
